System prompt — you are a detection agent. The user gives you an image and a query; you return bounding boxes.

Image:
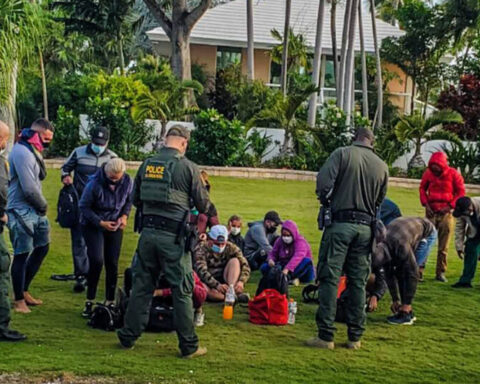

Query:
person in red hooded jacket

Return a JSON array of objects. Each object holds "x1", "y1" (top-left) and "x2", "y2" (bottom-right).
[{"x1": 419, "y1": 152, "x2": 465, "y2": 282}]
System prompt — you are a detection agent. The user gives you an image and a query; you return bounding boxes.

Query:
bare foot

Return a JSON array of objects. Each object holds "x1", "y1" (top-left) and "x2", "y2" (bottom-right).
[
  {"x1": 24, "y1": 292, "x2": 43, "y2": 306},
  {"x1": 14, "y1": 300, "x2": 31, "y2": 313}
]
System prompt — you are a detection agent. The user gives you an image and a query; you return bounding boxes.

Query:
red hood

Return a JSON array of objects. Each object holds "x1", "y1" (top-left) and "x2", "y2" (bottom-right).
[{"x1": 428, "y1": 152, "x2": 448, "y2": 172}]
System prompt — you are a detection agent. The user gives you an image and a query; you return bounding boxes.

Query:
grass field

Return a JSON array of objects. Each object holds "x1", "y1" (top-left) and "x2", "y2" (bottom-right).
[{"x1": 1, "y1": 169, "x2": 479, "y2": 384}]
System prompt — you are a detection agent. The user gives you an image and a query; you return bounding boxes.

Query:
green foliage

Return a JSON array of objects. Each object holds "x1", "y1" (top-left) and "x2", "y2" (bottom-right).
[
  {"x1": 442, "y1": 142, "x2": 480, "y2": 183},
  {"x1": 188, "y1": 109, "x2": 247, "y2": 166},
  {"x1": 48, "y1": 106, "x2": 81, "y2": 158},
  {"x1": 246, "y1": 129, "x2": 274, "y2": 167},
  {"x1": 407, "y1": 166, "x2": 427, "y2": 179},
  {"x1": 375, "y1": 126, "x2": 410, "y2": 167},
  {"x1": 84, "y1": 73, "x2": 154, "y2": 159},
  {"x1": 270, "y1": 28, "x2": 312, "y2": 73}
]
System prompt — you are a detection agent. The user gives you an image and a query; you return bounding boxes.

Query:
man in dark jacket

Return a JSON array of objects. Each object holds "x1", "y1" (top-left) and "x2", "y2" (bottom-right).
[
  {"x1": 0, "y1": 121, "x2": 26, "y2": 341},
  {"x1": 373, "y1": 217, "x2": 436, "y2": 325},
  {"x1": 307, "y1": 128, "x2": 388, "y2": 350},
  {"x1": 51, "y1": 127, "x2": 116, "y2": 292}
]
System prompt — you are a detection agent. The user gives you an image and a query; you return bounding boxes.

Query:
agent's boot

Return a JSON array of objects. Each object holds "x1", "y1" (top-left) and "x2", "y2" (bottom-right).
[{"x1": 305, "y1": 337, "x2": 334, "y2": 350}]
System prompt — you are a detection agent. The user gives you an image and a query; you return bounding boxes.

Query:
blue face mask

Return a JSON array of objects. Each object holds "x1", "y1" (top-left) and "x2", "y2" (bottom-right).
[
  {"x1": 91, "y1": 144, "x2": 106, "y2": 155},
  {"x1": 211, "y1": 244, "x2": 226, "y2": 254}
]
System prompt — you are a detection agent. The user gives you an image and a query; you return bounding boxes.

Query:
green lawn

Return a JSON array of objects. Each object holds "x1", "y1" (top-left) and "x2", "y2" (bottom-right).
[{"x1": 1, "y1": 170, "x2": 479, "y2": 384}]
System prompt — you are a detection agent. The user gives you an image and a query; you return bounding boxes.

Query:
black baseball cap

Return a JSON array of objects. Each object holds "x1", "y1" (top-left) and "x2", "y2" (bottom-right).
[
  {"x1": 91, "y1": 126, "x2": 110, "y2": 145},
  {"x1": 264, "y1": 211, "x2": 282, "y2": 225},
  {"x1": 167, "y1": 125, "x2": 190, "y2": 141},
  {"x1": 453, "y1": 196, "x2": 473, "y2": 218}
]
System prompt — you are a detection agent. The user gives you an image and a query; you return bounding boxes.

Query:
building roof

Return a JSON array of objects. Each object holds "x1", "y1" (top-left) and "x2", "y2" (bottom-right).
[{"x1": 147, "y1": 0, "x2": 404, "y2": 54}]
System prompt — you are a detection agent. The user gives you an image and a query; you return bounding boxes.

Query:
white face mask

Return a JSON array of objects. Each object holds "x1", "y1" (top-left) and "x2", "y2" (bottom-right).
[
  {"x1": 230, "y1": 227, "x2": 241, "y2": 236},
  {"x1": 282, "y1": 236, "x2": 293, "y2": 245}
]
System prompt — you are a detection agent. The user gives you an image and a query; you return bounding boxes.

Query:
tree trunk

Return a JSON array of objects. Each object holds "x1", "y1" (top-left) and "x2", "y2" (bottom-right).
[
  {"x1": 337, "y1": 0, "x2": 353, "y2": 107},
  {"x1": 410, "y1": 80, "x2": 416, "y2": 114},
  {"x1": 247, "y1": 0, "x2": 255, "y2": 81},
  {"x1": 307, "y1": 0, "x2": 326, "y2": 127},
  {"x1": 0, "y1": 62, "x2": 18, "y2": 146},
  {"x1": 330, "y1": 0, "x2": 338, "y2": 87},
  {"x1": 358, "y1": 2, "x2": 368, "y2": 118},
  {"x1": 39, "y1": 50, "x2": 48, "y2": 120},
  {"x1": 280, "y1": 0, "x2": 292, "y2": 96},
  {"x1": 343, "y1": 0, "x2": 358, "y2": 119},
  {"x1": 369, "y1": 0, "x2": 383, "y2": 129},
  {"x1": 117, "y1": 34, "x2": 126, "y2": 76}
]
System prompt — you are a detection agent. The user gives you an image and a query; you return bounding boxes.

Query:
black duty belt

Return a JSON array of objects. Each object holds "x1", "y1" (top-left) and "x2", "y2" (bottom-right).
[
  {"x1": 142, "y1": 215, "x2": 182, "y2": 234},
  {"x1": 332, "y1": 211, "x2": 375, "y2": 225}
]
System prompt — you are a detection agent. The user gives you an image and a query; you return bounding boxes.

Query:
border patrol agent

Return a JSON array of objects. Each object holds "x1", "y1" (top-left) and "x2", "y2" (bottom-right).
[
  {"x1": 0, "y1": 120, "x2": 26, "y2": 342},
  {"x1": 117, "y1": 125, "x2": 211, "y2": 358},
  {"x1": 307, "y1": 127, "x2": 388, "y2": 350}
]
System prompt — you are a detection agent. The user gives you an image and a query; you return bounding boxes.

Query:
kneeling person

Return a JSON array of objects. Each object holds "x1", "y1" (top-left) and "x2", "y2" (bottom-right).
[
  {"x1": 194, "y1": 225, "x2": 251, "y2": 303},
  {"x1": 374, "y1": 217, "x2": 436, "y2": 325}
]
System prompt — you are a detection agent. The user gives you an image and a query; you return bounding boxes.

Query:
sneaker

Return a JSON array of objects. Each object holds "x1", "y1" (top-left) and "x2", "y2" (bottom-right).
[
  {"x1": 81, "y1": 301, "x2": 94, "y2": 319},
  {"x1": 387, "y1": 311, "x2": 417, "y2": 325},
  {"x1": 305, "y1": 337, "x2": 334, "y2": 350},
  {"x1": 290, "y1": 278, "x2": 300, "y2": 287},
  {"x1": 236, "y1": 293, "x2": 250, "y2": 304},
  {"x1": 452, "y1": 281, "x2": 473, "y2": 288},
  {"x1": 418, "y1": 270, "x2": 424, "y2": 283},
  {"x1": 0, "y1": 329, "x2": 27, "y2": 342},
  {"x1": 182, "y1": 346, "x2": 207, "y2": 359},
  {"x1": 51, "y1": 273, "x2": 76, "y2": 281},
  {"x1": 73, "y1": 276, "x2": 87, "y2": 293},
  {"x1": 194, "y1": 312, "x2": 205, "y2": 327},
  {"x1": 436, "y1": 274, "x2": 448, "y2": 283}
]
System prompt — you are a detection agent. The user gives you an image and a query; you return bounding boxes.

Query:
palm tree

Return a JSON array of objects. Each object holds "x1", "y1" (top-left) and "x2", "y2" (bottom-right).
[
  {"x1": 329, "y1": 0, "x2": 339, "y2": 84},
  {"x1": 369, "y1": 0, "x2": 383, "y2": 129},
  {"x1": 271, "y1": 29, "x2": 312, "y2": 73},
  {"x1": 246, "y1": 0, "x2": 254, "y2": 81},
  {"x1": 395, "y1": 110, "x2": 463, "y2": 169},
  {"x1": 358, "y1": 1, "x2": 368, "y2": 118},
  {"x1": 248, "y1": 83, "x2": 319, "y2": 155},
  {"x1": 280, "y1": 0, "x2": 292, "y2": 95},
  {"x1": 307, "y1": 0, "x2": 326, "y2": 127},
  {"x1": 0, "y1": 0, "x2": 42, "y2": 138}
]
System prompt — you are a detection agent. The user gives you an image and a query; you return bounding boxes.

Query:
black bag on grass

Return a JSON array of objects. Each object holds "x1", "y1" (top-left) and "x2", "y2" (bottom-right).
[
  {"x1": 88, "y1": 303, "x2": 122, "y2": 331},
  {"x1": 256, "y1": 265, "x2": 288, "y2": 296}
]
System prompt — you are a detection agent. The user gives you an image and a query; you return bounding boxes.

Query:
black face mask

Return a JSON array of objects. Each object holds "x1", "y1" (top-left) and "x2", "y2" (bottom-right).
[
  {"x1": 266, "y1": 225, "x2": 277, "y2": 234},
  {"x1": 42, "y1": 140, "x2": 50, "y2": 149}
]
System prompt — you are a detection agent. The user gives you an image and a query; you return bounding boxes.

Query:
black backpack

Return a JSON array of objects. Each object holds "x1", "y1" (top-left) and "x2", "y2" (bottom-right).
[
  {"x1": 56, "y1": 185, "x2": 79, "y2": 228},
  {"x1": 256, "y1": 265, "x2": 289, "y2": 296},
  {"x1": 88, "y1": 303, "x2": 123, "y2": 331},
  {"x1": 146, "y1": 302, "x2": 175, "y2": 333}
]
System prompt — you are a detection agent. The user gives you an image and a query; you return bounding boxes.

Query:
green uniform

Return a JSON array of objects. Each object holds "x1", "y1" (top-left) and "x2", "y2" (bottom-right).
[
  {"x1": 316, "y1": 141, "x2": 388, "y2": 342},
  {"x1": 117, "y1": 147, "x2": 210, "y2": 356},
  {"x1": 0, "y1": 155, "x2": 11, "y2": 333}
]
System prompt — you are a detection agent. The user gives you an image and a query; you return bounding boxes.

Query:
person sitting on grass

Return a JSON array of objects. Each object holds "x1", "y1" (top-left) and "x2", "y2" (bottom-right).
[
  {"x1": 373, "y1": 217, "x2": 437, "y2": 325},
  {"x1": 452, "y1": 196, "x2": 480, "y2": 288},
  {"x1": 79, "y1": 158, "x2": 133, "y2": 318},
  {"x1": 228, "y1": 215, "x2": 245, "y2": 253},
  {"x1": 260, "y1": 220, "x2": 314, "y2": 286},
  {"x1": 244, "y1": 211, "x2": 282, "y2": 270},
  {"x1": 194, "y1": 225, "x2": 251, "y2": 303}
]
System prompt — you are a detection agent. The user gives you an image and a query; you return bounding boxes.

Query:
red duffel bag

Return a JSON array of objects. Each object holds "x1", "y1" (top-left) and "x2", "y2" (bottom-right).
[{"x1": 248, "y1": 289, "x2": 288, "y2": 325}]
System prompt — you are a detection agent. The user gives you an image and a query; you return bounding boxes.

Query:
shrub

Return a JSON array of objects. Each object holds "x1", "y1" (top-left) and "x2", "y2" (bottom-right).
[
  {"x1": 442, "y1": 142, "x2": 480, "y2": 183},
  {"x1": 246, "y1": 129, "x2": 274, "y2": 167},
  {"x1": 47, "y1": 106, "x2": 81, "y2": 158},
  {"x1": 188, "y1": 109, "x2": 247, "y2": 166}
]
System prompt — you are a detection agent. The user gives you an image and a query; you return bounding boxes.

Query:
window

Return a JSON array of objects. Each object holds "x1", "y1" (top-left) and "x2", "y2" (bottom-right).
[
  {"x1": 216, "y1": 47, "x2": 242, "y2": 71},
  {"x1": 324, "y1": 55, "x2": 336, "y2": 89},
  {"x1": 270, "y1": 62, "x2": 282, "y2": 84}
]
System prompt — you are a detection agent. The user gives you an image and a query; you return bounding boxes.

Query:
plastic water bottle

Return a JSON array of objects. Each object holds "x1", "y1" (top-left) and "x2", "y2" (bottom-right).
[
  {"x1": 288, "y1": 298, "x2": 297, "y2": 325},
  {"x1": 223, "y1": 284, "x2": 235, "y2": 320}
]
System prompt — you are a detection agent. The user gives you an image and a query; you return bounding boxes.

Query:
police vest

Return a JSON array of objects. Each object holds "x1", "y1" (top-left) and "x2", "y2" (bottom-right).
[{"x1": 139, "y1": 155, "x2": 190, "y2": 209}]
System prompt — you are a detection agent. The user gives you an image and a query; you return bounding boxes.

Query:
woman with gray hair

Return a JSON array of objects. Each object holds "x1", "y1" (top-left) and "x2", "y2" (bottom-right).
[{"x1": 79, "y1": 158, "x2": 133, "y2": 318}]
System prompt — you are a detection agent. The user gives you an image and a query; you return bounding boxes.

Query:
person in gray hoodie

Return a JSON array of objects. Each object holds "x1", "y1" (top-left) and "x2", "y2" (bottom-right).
[
  {"x1": 7, "y1": 118, "x2": 54, "y2": 313},
  {"x1": 244, "y1": 211, "x2": 282, "y2": 270}
]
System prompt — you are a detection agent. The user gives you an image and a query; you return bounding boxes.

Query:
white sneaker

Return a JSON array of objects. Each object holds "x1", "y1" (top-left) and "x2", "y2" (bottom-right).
[{"x1": 194, "y1": 312, "x2": 205, "y2": 327}]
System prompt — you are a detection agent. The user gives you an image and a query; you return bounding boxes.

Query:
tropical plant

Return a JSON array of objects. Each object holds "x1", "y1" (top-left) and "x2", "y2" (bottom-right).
[
  {"x1": 395, "y1": 109, "x2": 464, "y2": 169},
  {"x1": 48, "y1": 106, "x2": 81, "y2": 157},
  {"x1": 271, "y1": 28, "x2": 313, "y2": 74},
  {"x1": 442, "y1": 142, "x2": 480, "y2": 183},
  {"x1": 248, "y1": 83, "x2": 319, "y2": 154},
  {"x1": 246, "y1": 129, "x2": 274, "y2": 166},
  {"x1": 188, "y1": 109, "x2": 247, "y2": 166}
]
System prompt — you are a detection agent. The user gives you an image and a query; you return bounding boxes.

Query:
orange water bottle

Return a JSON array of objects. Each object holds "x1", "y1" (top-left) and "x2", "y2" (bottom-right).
[{"x1": 223, "y1": 284, "x2": 235, "y2": 320}]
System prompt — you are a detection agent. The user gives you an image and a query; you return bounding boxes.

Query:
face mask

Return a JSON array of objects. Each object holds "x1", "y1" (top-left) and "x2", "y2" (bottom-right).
[
  {"x1": 211, "y1": 244, "x2": 226, "y2": 254},
  {"x1": 282, "y1": 236, "x2": 293, "y2": 244},
  {"x1": 91, "y1": 144, "x2": 106, "y2": 155},
  {"x1": 107, "y1": 177, "x2": 120, "y2": 186},
  {"x1": 0, "y1": 148, "x2": 6, "y2": 156},
  {"x1": 266, "y1": 225, "x2": 277, "y2": 234},
  {"x1": 230, "y1": 227, "x2": 241, "y2": 236}
]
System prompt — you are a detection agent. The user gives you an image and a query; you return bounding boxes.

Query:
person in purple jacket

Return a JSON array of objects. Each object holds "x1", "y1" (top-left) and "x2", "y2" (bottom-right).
[
  {"x1": 260, "y1": 220, "x2": 315, "y2": 285},
  {"x1": 78, "y1": 158, "x2": 133, "y2": 318}
]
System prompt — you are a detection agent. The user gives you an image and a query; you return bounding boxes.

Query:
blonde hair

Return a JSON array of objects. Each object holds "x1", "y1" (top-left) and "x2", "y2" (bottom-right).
[{"x1": 105, "y1": 158, "x2": 126, "y2": 175}]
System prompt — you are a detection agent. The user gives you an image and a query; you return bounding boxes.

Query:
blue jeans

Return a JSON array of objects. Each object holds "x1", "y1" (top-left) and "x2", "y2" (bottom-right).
[
  {"x1": 415, "y1": 230, "x2": 438, "y2": 268},
  {"x1": 7, "y1": 208, "x2": 50, "y2": 256},
  {"x1": 260, "y1": 258, "x2": 315, "y2": 283}
]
